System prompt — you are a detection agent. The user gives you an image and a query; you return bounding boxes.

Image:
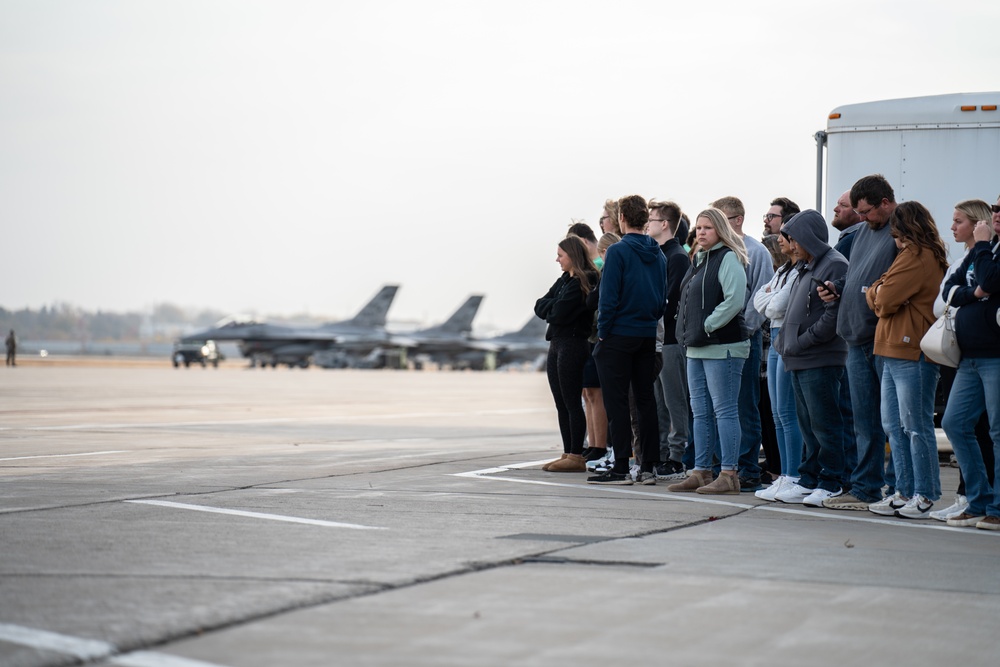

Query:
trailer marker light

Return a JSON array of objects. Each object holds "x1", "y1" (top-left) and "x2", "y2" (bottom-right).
[
  {"x1": 982, "y1": 105, "x2": 997, "y2": 111},
  {"x1": 960, "y1": 105, "x2": 976, "y2": 111},
  {"x1": 829, "y1": 113, "x2": 841, "y2": 119}
]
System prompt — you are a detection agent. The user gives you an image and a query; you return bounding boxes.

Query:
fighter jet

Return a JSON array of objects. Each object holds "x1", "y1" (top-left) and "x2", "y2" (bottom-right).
[
  {"x1": 464, "y1": 315, "x2": 548, "y2": 370},
  {"x1": 180, "y1": 285, "x2": 399, "y2": 368},
  {"x1": 390, "y1": 295, "x2": 484, "y2": 369}
]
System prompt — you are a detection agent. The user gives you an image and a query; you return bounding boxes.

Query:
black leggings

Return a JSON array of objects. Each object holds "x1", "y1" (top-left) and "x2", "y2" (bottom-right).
[{"x1": 546, "y1": 337, "x2": 590, "y2": 455}]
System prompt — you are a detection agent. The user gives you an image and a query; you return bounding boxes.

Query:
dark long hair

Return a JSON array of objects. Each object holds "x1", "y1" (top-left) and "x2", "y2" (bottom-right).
[
  {"x1": 889, "y1": 201, "x2": 948, "y2": 273},
  {"x1": 558, "y1": 236, "x2": 598, "y2": 298}
]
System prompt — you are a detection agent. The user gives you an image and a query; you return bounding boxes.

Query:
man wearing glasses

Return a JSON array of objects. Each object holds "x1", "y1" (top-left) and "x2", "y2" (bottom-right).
[
  {"x1": 763, "y1": 197, "x2": 801, "y2": 236},
  {"x1": 818, "y1": 173, "x2": 902, "y2": 511},
  {"x1": 711, "y1": 196, "x2": 775, "y2": 491},
  {"x1": 646, "y1": 199, "x2": 692, "y2": 480}
]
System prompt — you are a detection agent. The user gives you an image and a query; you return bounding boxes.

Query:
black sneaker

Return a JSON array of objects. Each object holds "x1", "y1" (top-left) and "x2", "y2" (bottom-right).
[
  {"x1": 738, "y1": 476, "x2": 762, "y2": 492},
  {"x1": 587, "y1": 470, "x2": 633, "y2": 485},
  {"x1": 583, "y1": 447, "x2": 609, "y2": 462},
  {"x1": 655, "y1": 460, "x2": 686, "y2": 481}
]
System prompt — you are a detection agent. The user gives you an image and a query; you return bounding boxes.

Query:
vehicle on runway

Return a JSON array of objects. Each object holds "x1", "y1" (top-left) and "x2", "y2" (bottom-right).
[
  {"x1": 172, "y1": 339, "x2": 223, "y2": 368},
  {"x1": 181, "y1": 285, "x2": 399, "y2": 369}
]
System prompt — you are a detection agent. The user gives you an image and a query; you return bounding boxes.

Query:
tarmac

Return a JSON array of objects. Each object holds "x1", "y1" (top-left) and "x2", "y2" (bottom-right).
[{"x1": 0, "y1": 360, "x2": 997, "y2": 667}]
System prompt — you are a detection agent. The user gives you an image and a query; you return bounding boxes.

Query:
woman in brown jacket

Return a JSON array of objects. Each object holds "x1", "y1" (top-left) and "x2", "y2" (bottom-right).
[{"x1": 865, "y1": 201, "x2": 948, "y2": 519}]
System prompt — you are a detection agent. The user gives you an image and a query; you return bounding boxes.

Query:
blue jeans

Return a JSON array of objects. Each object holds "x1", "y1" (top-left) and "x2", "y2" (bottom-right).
[
  {"x1": 881, "y1": 356, "x2": 941, "y2": 501},
  {"x1": 736, "y1": 329, "x2": 764, "y2": 478},
  {"x1": 791, "y1": 366, "x2": 847, "y2": 492},
  {"x1": 942, "y1": 357, "x2": 1000, "y2": 517},
  {"x1": 846, "y1": 343, "x2": 896, "y2": 501},
  {"x1": 688, "y1": 353, "x2": 743, "y2": 470},
  {"x1": 767, "y1": 328, "x2": 803, "y2": 477}
]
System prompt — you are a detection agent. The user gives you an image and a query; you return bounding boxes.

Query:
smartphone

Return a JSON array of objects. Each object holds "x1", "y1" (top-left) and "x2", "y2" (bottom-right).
[{"x1": 811, "y1": 277, "x2": 836, "y2": 295}]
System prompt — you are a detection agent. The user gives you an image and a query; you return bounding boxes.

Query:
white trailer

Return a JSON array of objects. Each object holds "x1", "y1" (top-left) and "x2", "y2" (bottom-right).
[{"x1": 814, "y1": 92, "x2": 1000, "y2": 260}]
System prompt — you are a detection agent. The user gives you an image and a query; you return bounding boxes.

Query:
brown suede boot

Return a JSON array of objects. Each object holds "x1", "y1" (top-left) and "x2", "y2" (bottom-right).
[
  {"x1": 666, "y1": 469, "x2": 713, "y2": 492},
  {"x1": 696, "y1": 470, "x2": 740, "y2": 495},
  {"x1": 547, "y1": 453, "x2": 586, "y2": 472},
  {"x1": 541, "y1": 454, "x2": 567, "y2": 471}
]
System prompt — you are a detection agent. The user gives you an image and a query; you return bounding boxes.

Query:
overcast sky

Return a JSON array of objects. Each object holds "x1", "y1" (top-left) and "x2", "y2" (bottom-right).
[{"x1": 2, "y1": 0, "x2": 998, "y2": 332}]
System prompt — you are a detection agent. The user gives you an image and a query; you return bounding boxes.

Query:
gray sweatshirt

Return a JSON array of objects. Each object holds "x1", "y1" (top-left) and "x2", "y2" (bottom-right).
[{"x1": 834, "y1": 220, "x2": 898, "y2": 345}]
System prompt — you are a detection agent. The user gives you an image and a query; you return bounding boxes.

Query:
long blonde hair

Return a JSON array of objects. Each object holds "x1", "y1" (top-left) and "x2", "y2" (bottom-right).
[{"x1": 696, "y1": 207, "x2": 748, "y2": 266}]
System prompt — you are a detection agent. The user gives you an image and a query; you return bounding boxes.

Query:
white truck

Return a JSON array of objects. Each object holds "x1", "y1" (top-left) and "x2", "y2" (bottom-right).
[{"x1": 814, "y1": 91, "x2": 1000, "y2": 259}]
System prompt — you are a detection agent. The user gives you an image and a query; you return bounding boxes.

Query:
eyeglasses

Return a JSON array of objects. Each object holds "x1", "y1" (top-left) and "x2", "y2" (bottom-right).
[
  {"x1": 992, "y1": 205, "x2": 1000, "y2": 214},
  {"x1": 763, "y1": 213, "x2": 782, "y2": 223},
  {"x1": 726, "y1": 215, "x2": 740, "y2": 221},
  {"x1": 854, "y1": 203, "x2": 878, "y2": 217},
  {"x1": 648, "y1": 218, "x2": 666, "y2": 223},
  {"x1": 600, "y1": 216, "x2": 611, "y2": 222}
]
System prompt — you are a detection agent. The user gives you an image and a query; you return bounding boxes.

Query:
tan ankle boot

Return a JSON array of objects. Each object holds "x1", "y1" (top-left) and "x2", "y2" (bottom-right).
[
  {"x1": 666, "y1": 469, "x2": 713, "y2": 492},
  {"x1": 547, "y1": 453, "x2": 586, "y2": 472},
  {"x1": 696, "y1": 471, "x2": 740, "y2": 495},
  {"x1": 542, "y1": 454, "x2": 567, "y2": 471}
]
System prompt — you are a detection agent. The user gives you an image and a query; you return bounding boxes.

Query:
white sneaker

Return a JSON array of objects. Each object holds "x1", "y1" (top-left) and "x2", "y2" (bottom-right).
[
  {"x1": 628, "y1": 464, "x2": 640, "y2": 482},
  {"x1": 868, "y1": 492, "x2": 909, "y2": 516},
  {"x1": 587, "y1": 452, "x2": 614, "y2": 473},
  {"x1": 755, "y1": 475, "x2": 785, "y2": 502},
  {"x1": 803, "y1": 487, "x2": 842, "y2": 508},
  {"x1": 895, "y1": 494, "x2": 934, "y2": 519},
  {"x1": 929, "y1": 495, "x2": 968, "y2": 521},
  {"x1": 775, "y1": 482, "x2": 813, "y2": 504}
]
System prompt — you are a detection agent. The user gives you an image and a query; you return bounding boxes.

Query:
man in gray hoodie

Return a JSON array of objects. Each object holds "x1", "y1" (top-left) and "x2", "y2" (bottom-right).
[
  {"x1": 819, "y1": 174, "x2": 901, "y2": 511},
  {"x1": 772, "y1": 210, "x2": 850, "y2": 506}
]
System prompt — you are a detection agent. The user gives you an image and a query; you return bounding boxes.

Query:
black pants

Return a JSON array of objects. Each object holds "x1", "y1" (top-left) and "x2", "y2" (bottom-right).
[
  {"x1": 594, "y1": 335, "x2": 659, "y2": 474},
  {"x1": 546, "y1": 337, "x2": 590, "y2": 455}
]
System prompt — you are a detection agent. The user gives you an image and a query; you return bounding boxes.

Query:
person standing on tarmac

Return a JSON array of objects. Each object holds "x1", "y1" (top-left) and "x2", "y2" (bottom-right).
[
  {"x1": 535, "y1": 236, "x2": 600, "y2": 473},
  {"x1": 588, "y1": 194, "x2": 666, "y2": 486},
  {"x1": 5, "y1": 330, "x2": 16, "y2": 367}
]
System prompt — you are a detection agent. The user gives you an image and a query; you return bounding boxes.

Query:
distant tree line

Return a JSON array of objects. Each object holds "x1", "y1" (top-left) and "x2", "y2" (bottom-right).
[{"x1": 0, "y1": 303, "x2": 228, "y2": 342}]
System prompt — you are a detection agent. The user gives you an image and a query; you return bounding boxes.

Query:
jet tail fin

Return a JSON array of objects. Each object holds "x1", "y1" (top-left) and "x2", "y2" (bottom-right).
[
  {"x1": 434, "y1": 295, "x2": 484, "y2": 334},
  {"x1": 340, "y1": 285, "x2": 399, "y2": 328},
  {"x1": 516, "y1": 315, "x2": 547, "y2": 338}
]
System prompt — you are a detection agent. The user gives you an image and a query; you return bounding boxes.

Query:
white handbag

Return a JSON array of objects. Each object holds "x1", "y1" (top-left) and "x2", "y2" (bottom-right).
[{"x1": 920, "y1": 286, "x2": 960, "y2": 368}]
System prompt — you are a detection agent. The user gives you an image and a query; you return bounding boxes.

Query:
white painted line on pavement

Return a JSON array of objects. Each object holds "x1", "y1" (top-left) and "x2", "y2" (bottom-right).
[
  {"x1": 755, "y1": 503, "x2": 996, "y2": 534},
  {"x1": 457, "y1": 460, "x2": 1000, "y2": 532},
  {"x1": 0, "y1": 450, "x2": 127, "y2": 462},
  {"x1": 111, "y1": 650, "x2": 231, "y2": 667},
  {"x1": 126, "y1": 499, "x2": 385, "y2": 530},
  {"x1": 0, "y1": 622, "x2": 231, "y2": 667},
  {"x1": 0, "y1": 622, "x2": 113, "y2": 660},
  {"x1": 454, "y1": 462, "x2": 755, "y2": 509}
]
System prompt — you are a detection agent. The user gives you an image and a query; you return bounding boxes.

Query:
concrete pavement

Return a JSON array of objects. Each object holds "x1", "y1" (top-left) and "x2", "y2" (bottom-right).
[{"x1": 0, "y1": 364, "x2": 995, "y2": 667}]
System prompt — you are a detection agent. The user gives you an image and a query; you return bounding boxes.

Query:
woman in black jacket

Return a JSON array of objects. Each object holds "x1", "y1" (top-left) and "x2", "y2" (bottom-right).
[
  {"x1": 940, "y1": 203, "x2": 1000, "y2": 531},
  {"x1": 535, "y1": 236, "x2": 600, "y2": 472}
]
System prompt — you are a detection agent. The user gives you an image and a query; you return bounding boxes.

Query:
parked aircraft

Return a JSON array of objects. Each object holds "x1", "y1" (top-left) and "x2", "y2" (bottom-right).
[
  {"x1": 180, "y1": 285, "x2": 399, "y2": 368},
  {"x1": 390, "y1": 295, "x2": 484, "y2": 369},
  {"x1": 463, "y1": 315, "x2": 548, "y2": 370}
]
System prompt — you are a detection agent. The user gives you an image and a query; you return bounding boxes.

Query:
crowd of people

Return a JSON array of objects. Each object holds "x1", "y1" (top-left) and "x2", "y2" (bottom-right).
[{"x1": 534, "y1": 174, "x2": 1000, "y2": 532}]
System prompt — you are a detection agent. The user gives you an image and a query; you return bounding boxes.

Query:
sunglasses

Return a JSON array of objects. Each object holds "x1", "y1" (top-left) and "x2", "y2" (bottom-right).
[{"x1": 992, "y1": 205, "x2": 1000, "y2": 214}]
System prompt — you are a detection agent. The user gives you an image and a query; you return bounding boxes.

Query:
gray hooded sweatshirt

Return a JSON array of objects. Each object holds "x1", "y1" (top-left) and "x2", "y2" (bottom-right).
[{"x1": 774, "y1": 210, "x2": 849, "y2": 370}]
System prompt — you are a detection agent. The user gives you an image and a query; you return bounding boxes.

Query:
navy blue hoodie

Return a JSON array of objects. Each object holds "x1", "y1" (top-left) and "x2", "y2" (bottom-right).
[{"x1": 597, "y1": 232, "x2": 667, "y2": 339}]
